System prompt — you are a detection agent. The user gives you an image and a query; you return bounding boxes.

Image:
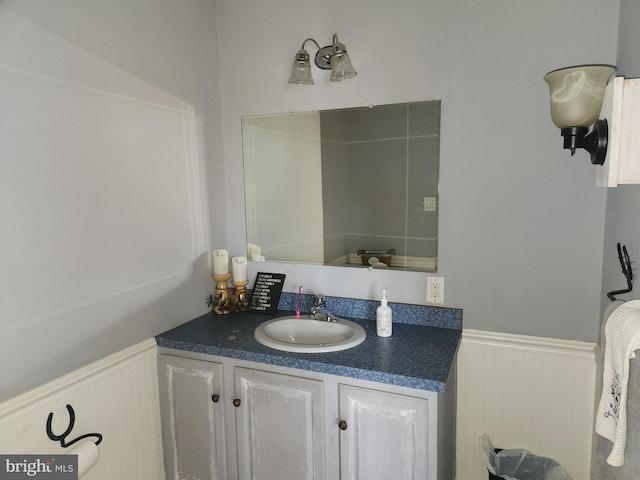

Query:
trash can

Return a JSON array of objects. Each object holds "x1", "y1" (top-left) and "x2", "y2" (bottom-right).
[
  {"x1": 480, "y1": 434, "x2": 572, "y2": 480},
  {"x1": 488, "y1": 450, "x2": 502, "y2": 480}
]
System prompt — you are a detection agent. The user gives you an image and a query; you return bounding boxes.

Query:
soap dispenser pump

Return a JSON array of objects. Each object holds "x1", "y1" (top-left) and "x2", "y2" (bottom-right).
[{"x1": 376, "y1": 288, "x2": 392, "y2": 337}]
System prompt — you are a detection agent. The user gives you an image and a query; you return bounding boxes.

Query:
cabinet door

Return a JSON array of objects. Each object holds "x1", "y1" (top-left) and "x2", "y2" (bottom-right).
[
  {"x1": 338, "y1": 385, "x2": 430, "y2": 480},
  {"x1": 234, "y1": 367, "x2": 325, "y2": 480},
  {"x1": 158, "y1": 355, "x2": 227, "y2": 480}
]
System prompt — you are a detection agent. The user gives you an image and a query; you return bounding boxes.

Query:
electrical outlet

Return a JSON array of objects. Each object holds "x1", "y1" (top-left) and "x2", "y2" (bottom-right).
[{"x1": 427, "y1": 277, "x2": 444, "y2": 304}]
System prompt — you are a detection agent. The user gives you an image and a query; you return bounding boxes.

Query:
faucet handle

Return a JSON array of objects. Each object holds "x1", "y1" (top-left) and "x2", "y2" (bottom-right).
[{"x1": 314, "y1": 294, "x2": 326, "y2": 308}]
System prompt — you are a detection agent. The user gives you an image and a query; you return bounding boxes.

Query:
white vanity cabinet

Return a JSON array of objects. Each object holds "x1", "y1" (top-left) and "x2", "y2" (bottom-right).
[
  {"x1": 338, "y1": 385, "x2": 431, "y2": 480},
  {"x1": 158, "y1": 351, "x2": 455, "y2": 480},
  {"x1": 157, "y1": 355, "x2": 228, "y2": 480},
  {"x1": 233, "y1": 367, "x2": 325, "y2": 480}
]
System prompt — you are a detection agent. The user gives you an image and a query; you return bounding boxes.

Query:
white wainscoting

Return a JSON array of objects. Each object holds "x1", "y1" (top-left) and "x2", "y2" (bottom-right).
[
  {"x1": 0, "y1": 339, "x2": 164, "y2": 480},
  {"x1": 456, "y1": 329, "x2": 596, "y2": 480}
]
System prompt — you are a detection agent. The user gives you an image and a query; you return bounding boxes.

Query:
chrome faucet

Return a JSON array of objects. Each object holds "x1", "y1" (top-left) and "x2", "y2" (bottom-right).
[{"x1": 311, "y1": 294, "x2": 338, "y2": 322}]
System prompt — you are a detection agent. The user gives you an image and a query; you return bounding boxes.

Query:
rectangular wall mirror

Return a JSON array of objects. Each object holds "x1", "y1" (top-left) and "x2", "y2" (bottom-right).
[{"x1": 242, "y1": 100, "x2": 440, "y2": 272}]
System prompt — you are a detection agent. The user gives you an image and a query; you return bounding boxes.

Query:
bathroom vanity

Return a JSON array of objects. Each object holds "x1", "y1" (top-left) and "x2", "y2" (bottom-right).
[{"x1": 155, "y1": 301, "x2": 461, "y2": 480}]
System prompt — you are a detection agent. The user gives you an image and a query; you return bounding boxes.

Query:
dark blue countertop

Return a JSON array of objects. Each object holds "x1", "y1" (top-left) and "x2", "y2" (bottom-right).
[{"x1": 156, "y1": 302, "x2": 461, "y2": 393}]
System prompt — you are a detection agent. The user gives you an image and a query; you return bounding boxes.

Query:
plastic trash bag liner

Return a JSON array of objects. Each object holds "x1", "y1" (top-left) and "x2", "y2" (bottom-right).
[{"x1": 479, "y1": 434, "x2": 572, "y2": 480}]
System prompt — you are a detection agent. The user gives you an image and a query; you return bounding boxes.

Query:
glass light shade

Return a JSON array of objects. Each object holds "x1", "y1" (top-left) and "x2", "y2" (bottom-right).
[
  {"x1": 544, "y1": 64, "x2": 616, "y2": 128},
  {"x1": 329, "y1": 51, "x2": 357, "y2": 82},
  {"x1": 289, "y1": 50, "x2": 314, "y2": 85}
]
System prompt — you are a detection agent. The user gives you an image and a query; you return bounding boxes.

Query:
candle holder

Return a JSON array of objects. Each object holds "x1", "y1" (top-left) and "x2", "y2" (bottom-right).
[
  {"x1": 230, "y1": 280, "x2": 250, "y2": 312},
  {"x1": 208, "y1": 276, "x2": 251, "y2": 315},
  {"x1": 210, "y1": 273, "x2": 232, "y2": 315}
]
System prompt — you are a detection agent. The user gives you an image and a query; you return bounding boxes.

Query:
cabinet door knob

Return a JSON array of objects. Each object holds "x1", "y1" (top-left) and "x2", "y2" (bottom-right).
[
  {"x1": 233, "y1": 398, "x2": 241, "y2": 407},
  {"x1": 338, "y1": 420, "x2": 348, "y2": 431},
  {"x1": 211, "y1": 394, "x2": 220, "y2": 403}
]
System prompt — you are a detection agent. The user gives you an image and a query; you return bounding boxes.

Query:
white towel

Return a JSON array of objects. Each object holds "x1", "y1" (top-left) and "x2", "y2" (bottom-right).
[{"x1": 595, "y1": 299, "x2": 640, "y2": 466}]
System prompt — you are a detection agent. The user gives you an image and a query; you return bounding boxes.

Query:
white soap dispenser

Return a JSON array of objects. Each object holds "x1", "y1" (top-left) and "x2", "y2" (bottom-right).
[{"x1": 376, "y1": 288, "x2": 392, "y2": 337}]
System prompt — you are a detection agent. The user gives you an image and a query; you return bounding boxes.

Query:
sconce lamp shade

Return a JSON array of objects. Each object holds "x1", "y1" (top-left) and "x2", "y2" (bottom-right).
[
  {"x1": 329, "y1": 51, "x2": 357, "y2": 82},
  {"x1": 543, "y1": 64, "x2": 616, "y2": 129},
  {"x1": 329, "y1": 41, "x2": 357, "y2": 82},
  {"x1": 289, "y1": 49, "x2": 314, "y2": 85}
]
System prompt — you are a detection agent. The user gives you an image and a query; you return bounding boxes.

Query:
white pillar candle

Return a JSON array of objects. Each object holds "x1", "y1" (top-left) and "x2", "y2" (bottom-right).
[
  {"x1": 232, "y1": 256, "x2": 248, "y2": 282},
  {"x1": 212, "y1": 249, "x2": 229, "y2": 275}
]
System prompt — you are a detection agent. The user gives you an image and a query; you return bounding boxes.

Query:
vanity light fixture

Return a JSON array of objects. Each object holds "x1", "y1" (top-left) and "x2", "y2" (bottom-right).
[
  {"x1": 543, "y1": 64, "x2": 616, "y2": 165},
  {"x1": 288, "y1": 33, "x2": 357, "y2": 85}
]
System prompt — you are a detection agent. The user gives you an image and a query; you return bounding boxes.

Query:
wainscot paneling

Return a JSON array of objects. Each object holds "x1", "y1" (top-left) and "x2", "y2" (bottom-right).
[
  {"x1": 456, "y1": 329, "x2": 596, "y2": 480},
  {"x1": 0, "y1": 339, "x2": 164, "y2": 479}
]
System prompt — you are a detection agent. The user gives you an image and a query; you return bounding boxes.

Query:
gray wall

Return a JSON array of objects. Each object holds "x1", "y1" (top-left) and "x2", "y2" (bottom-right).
[
  {"x1": 320, "y1": 102, "x2": 439, "y2": 261},
  {"x1": 0, "y1": 1, "x2": 224, "y2": 402},
  {"x1": 1, "y1": 0, "x2": 628, "y2": 403},
  {"x1": 321, "y1": 111, "x2": 351, "y2": 262},
  {"x1": 219, "y1": 0, "x2": 619, "y2": 343},
  {"x1": 600, "y1": 0, "x2": 640, "y2": 332}
]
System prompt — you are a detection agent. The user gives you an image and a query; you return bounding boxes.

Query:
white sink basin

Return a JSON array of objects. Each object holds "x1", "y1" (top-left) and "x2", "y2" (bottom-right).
[{"x1": 254, "y1": 315, "x2": 366, "y2": 353}]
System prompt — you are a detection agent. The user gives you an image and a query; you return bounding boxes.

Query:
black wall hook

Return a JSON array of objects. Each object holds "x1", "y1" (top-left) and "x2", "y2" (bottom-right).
[
  {"x1": 46, "y1": 404, "x2": 103, "y2": 447},
  {"x1": 607, "y1": 242, "x2": 634, "y2": 301}
]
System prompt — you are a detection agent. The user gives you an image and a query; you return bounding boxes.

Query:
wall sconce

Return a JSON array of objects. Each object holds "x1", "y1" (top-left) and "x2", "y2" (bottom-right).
[
  {"x1": 288, "y1": 33, "x2": 357, "y2": 85},
  {"x1": 543, "y1": 64, "x2": 616, "y2": 165}
]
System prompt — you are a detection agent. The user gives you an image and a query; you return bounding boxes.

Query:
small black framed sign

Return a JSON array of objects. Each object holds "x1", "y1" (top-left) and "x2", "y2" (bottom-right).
[{"x1": 249, "y1": 272, "x2": 286, "y2": 314}]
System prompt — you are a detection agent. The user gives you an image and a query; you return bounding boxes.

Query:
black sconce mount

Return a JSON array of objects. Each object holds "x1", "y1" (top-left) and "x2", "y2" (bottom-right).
[{"x1": 560, "y1": 119, "x2": 608, "y2": 165}]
